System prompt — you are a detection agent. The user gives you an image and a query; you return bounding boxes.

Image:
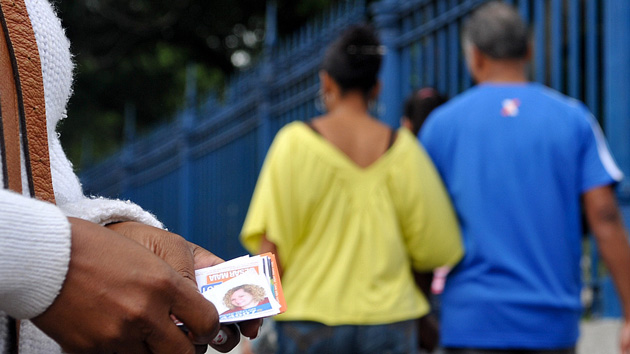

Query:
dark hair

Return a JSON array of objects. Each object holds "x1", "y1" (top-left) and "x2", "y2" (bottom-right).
[
  {"x1": 462, "y1": 1, "x2": 529, "y2": 59},
  {"x1": 403, "y1": 88, "x2": 447, "y2": 135},
  {"x1": 321, "y1": 24, "x2": 383, "y2": 97}
]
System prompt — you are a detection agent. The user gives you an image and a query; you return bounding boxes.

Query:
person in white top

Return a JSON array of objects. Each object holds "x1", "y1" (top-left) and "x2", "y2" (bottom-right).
[{"x1": 0, "y1": 0, "x2": 260, "y2": 352}]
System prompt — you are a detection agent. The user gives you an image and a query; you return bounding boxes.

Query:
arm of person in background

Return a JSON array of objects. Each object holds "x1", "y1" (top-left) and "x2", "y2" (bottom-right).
[
  {"x1": 259, "y1": 234, "x2": 282, "y2": 277},
  {"x1": 0, "y1": 189, "x2": 221, "y2": 353},
  {"x1": 413, "y1": 271, "x2": 439, "y2": 353},
  {"x1": 241, "y1": 127, "x2": 299, "y2": 277},
  {"x1": 583, "y1": 185, "x2": 630, "y2": 354},
  {"x1": 396, "y1": 137, "x2": 463, "y2": 352}
]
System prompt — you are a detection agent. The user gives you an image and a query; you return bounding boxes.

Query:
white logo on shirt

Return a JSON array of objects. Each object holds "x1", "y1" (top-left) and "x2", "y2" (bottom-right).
[{"x1": 501, "y1": 98, "x2": 521, "y2": 117}]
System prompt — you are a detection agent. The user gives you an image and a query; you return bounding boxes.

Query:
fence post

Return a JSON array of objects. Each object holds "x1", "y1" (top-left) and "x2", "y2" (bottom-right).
[
  {"x1": 178, "y1": 64, "x2": 197, "y2": 240},
  {"x1": 372, "y1": 0, "x2": 402, "y2": 128},
  {"x1": 121, "y1": 102, "x2": 136, "y2": 200},
  {"x1": 600, "y1": 0, "x2": 630, "y2": 319},
  {"x1": 257, "y1": 0, "x2": 277, "y2": 168},
  {"x1": 604, "y1": 0, "x2": 630, "y2": 202}
]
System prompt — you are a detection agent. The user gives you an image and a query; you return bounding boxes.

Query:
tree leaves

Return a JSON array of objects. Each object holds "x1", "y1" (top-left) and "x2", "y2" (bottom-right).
[{"x1": 54, "y1": 0, "x2": 333, "y2": 169}]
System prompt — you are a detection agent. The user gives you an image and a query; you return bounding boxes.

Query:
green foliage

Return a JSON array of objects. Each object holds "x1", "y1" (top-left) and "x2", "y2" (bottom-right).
[{"x1": 53, "y1": 0, "x2": 335, "y2": 170}]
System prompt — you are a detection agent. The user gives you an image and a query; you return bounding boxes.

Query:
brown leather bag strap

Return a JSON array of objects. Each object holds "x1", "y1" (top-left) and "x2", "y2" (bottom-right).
[
  {"x1": 0, "y1": 0, "x2": 54, "y2": 352},
  {"x1": 0, "y1": 0, "x2": 54, "y2": 203},
  {"x1": 0, "y1": 1, "x2": 21, "y2": 193}
]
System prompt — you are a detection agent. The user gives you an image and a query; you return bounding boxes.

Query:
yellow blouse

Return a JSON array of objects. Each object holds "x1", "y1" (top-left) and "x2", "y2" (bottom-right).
[{"x1": 241, "y1": 122, "x2": 463, "y2": 325}]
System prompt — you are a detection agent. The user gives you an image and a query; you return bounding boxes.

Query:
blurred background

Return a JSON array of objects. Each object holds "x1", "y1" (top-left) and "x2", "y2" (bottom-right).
[
  {"x1": 54, "y1": 0, "x2": 630, "y2": 340},
  {"x1": 55, "y1": 0, "x2": 341, "y2": 167}
]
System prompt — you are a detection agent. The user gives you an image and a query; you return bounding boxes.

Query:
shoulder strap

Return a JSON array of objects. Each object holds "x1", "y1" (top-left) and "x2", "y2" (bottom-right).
[
  {"x1": 0, "y1": 0, "x2": 55, "y2": 203},
  {"x1": 0, "y1": 1, "x2": 21, "y2": 193},
  {"x1": 0, "y1": 0, "x2": 55, "y2": 352}
]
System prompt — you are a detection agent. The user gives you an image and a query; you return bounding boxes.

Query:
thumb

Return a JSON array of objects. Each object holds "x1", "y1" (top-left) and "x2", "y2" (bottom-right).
[{"x1": 171, "y1": 275, "x2": 221, "y2": 344}]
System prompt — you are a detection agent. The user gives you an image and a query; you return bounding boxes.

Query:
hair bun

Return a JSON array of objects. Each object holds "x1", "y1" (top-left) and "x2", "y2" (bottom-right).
[
  {"x1": 346, "y1": 45, "x2": 386, "y2": 56},
  {"x1": 321, "y1": 24, "x2": 383, "y2": 96}
]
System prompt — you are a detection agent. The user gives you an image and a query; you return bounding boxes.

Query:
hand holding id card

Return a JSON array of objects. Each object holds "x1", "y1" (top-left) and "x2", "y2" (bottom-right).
[{"x1": 195, "y1": 253, "x2": 286, "y2": 323}]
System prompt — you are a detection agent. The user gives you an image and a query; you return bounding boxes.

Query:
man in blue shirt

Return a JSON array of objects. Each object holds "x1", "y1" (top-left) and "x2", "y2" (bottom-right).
[{"x1": 420, "y1": 2, "x2": 630, "y2": 353}]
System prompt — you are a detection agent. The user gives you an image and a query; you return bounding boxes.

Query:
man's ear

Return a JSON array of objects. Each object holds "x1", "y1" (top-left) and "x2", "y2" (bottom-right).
[
  {"x1": 472, "y1": 46, "x2": 485, "y2": 72},
  {"x1": 467, "y1": 46, "x2": 486, "y2": 83}
]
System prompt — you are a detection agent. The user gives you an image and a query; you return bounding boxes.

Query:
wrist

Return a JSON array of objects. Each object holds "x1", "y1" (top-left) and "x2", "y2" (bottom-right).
[{"x1": 0, "y1": 193, "x2": 71, "y2": 318}]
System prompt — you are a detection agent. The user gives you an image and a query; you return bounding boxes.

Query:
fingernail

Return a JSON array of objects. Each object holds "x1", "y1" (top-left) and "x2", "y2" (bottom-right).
[{"x1": 211, "y1": 330, "x2": 227, "y2": 345}]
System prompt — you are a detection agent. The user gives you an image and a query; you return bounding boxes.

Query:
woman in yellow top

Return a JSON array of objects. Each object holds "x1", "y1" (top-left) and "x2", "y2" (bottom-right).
[{"x1": 241, "y1": 25, "x2": 463, "y2": 353}]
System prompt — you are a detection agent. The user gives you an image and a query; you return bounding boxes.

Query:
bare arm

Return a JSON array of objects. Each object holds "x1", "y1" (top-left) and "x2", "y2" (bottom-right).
[
  {"x1": 583, "y1": 185, "x2": 630, "y2": 353},
  {"x1": 413, "y1": 271, "x2": 439, "y2": 353},
  {"x1": 260, "y1": 234, "x2": 282, "y2": 277}
]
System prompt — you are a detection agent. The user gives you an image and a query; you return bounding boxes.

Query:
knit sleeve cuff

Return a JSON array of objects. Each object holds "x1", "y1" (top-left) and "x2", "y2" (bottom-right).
[
  {"x1": 58, "y1": 197, "x2": 163, "y2": 229},
  {"x1": 0, "y1": 190, "x2": 71, "y2": 319}
]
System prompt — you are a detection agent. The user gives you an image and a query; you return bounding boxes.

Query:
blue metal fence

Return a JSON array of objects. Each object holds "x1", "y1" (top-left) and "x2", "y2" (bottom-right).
[{"x1": 81, "y1": 0, "x2": 630, "y2": 318}]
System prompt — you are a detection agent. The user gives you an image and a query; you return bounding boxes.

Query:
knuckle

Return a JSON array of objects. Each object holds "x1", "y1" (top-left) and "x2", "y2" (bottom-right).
[
  {"x1": 163, "y1": 230, "x2": 187, "y2": 246},
  {"x1": 94, "y1": 322, "x2": 126, "y2": 350},
  {"x1": 109, "y1": 320, "x2": 128, "y2": 339},
  {"x1": 170, "y1": 232, "x2": 187, "y2": 244},
  {"x1": 151, "y1": 271, "x2": 177, "y2": 292},
  {"x1": 126, "y1": 304, "x2": 149, "y2": 324}
]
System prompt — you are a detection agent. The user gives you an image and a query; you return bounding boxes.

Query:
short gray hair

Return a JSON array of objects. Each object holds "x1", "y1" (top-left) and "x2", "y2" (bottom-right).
[{"x1": 461, "y1": 1, "x2": 529, "y2": 59}]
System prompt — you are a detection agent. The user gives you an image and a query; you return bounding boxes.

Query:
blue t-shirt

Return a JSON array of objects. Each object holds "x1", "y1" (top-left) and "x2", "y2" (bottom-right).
[{"x1": 420, "y1": 83, "x2": 623, "y2": 349}]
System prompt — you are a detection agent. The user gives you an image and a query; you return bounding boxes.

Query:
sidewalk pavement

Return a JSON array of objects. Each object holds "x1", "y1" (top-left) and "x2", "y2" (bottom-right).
[
  {"x1": 578, "y1": 318, "x2": 622, "y2": 354},
  {"x1": 206, "y1": 318, "x2": 624, "y2": 354}
]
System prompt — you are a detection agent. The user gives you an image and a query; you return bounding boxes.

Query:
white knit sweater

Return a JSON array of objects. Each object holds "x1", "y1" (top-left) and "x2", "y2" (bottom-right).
[{"x1": 0, "y1": 0, "x2": 164, "y2": 352}]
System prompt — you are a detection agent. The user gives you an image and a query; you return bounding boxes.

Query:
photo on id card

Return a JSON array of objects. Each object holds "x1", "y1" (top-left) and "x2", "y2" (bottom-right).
[{"x1": 207, "y1": 269, "x2": 280, "y2": 322}]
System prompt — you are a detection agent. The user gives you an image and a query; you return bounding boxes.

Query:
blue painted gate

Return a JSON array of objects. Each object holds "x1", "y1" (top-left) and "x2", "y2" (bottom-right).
[{"x1": 81, "y1": 0, "x2": 630, "y2": 318}]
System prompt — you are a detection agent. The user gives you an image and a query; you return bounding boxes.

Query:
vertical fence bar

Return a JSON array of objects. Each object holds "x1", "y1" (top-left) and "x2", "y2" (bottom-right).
[
  {"x1": 178, "y1": 64, "x2": 197, "y2": 241},
  {"x1": 567, "y1": 0, "x2": 581, "y2": 99},
  {"x1": 460, "y1": 3, "x2": 472, "y2": 92},
  {"x1": 447, "y1": 0, "x2": 459, "y2": 98},
  {"x1": 427, "y1": 3, "x2": 436, "y2": 87},
  {"x1": 258, "y1": 0, "x2": 277, "y2": 168},
  {"x1": 518, "y1": 0, "x2": 530, "y2": 22},
  {"x1": 372, "y1": 0, "x2": 402, "y2": 127},
  {"x1": 121, "y1": 102, "x2": 136, "y2": 200},
  {"x1": 533, "y1": 0, "x2": 546, "y2": 84},
  {"x1": 585, "y1": 0, "x2": 599, "y2": 116},
  {"x1": 550, "y1": 0, "x2": 563, "y2": 92},
  {"x1": 604, "y1": 0, "x2": 630, "y2": 199},
  {"x1": 417, "y1": 42, "x2": 425, "y2": 88},
  {"x1": 436, "y1": 0, "x2": 448, "y2": 94},
  {"x1": 401, "y1": 13, "x2": 413, "y2": 100},
  {"x1": 413, "y1": 7, "x2": 424, "y2": 88},
  {"x1": 120, "y1": 146, "x2": 134, "y2": 201}
]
